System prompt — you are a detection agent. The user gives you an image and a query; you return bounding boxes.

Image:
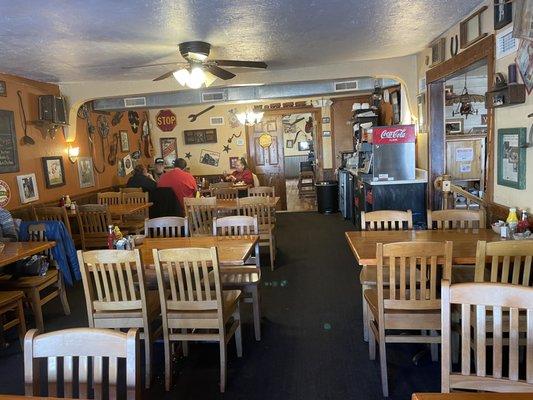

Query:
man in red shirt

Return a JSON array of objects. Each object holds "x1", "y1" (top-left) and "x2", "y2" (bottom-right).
[{"x1": 157, "y1": 158, "x2": 197, "y2": 209}]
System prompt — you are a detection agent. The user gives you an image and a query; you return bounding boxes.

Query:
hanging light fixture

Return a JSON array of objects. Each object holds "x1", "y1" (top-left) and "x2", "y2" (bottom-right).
[
  {"x1": 172, "y1": 65, "x2": 214, "y2": 89},
  {"x1": 236, "y1": 109, "x2": 264, "y2": 126}
]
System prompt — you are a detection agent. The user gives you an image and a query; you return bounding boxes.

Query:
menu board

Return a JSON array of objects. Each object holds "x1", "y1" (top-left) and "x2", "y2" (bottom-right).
[{"x1": 0, "y1": 110, "x2": 19, "y2": 173}]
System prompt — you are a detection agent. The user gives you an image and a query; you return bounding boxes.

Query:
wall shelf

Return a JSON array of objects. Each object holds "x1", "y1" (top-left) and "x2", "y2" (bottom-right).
[{"x1": 485, "y1": 83, "x2": 526, "y2": 109}]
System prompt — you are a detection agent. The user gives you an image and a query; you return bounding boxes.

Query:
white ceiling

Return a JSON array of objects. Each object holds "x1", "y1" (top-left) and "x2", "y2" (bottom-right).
[{"x1": 0, "y1": 0, "x2": 483, "y2": 83}]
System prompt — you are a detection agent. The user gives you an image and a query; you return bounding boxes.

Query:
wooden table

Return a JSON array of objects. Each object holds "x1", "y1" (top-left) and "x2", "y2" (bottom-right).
[
  {"x1": 138, "y1": 236, "x2": 259, "y2": 266},
  {"x1": 67, "y1": 203, "x2": 153, "y2": 218},
  {"x1": 217, "y1": 197, "x2": 280, "y2": 209},
  {"x1": 412, "y1": 393, "x2": 533, "y2": 400},
  {"x1": 0, "y1": 241, "x2": 56, "y2": 268},
  {"x1": 345, "y1": 229, "x2": 501, "y2": 266}
]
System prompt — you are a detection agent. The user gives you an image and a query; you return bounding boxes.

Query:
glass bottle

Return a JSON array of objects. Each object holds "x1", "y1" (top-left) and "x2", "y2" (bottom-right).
[
  {"x1": 64, "y1": 195, "x2": 72, "y2": 208},
  {"x1": 107, "y1": 225, "x2": 115, "y2": 249},
  {"x1": 506, "y1": 207, "x2": 519, "y2": 237},
  {"x1": 517, "y1": 210, "x2": 529, "y2": 233}
]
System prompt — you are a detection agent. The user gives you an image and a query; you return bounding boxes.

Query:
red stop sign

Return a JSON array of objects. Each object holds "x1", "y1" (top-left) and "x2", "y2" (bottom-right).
[{"x1": 156, "y1": 109, "x2": 177, "y2": 132}]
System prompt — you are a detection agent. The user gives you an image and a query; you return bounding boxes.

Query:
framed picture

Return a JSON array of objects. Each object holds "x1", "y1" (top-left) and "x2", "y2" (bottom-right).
[
  {"x1": 183, "y1": 129, "x2": 217, "y2": 145},
  {"x1": 229, "y1": 156, "x2": 239, "y2": 169},
  {"x1": 460, "y1": 6, "x2": 488, "y2": 49},
  {"x1": 286, "y1": 139, "x2": 294, "y2": 148},
  {"x1": 41, "y1": 156, "x2": 65, "y2": 188},
  {"x1": 322, "y1": 131, "x2": 331, "y2": 137},
  {"x1": 516, "y1": 39, "x2": 533, "y2": 94},
  {"x1": 445, "y1": 118, "x2": 463, "y2": 134},
  {"x1": 123, "y1": 154, "x2": 134, "y2": 175},
  {"x1": 480, "y1": 114, "x2": 488, "y2": 126},
  {"x1": 391, "y1": 91, "x2": 401, "y2": 125},
  {"x1": 322, "y1": 117, "x2": 330, "y2": 124},
  {"x1": 119, "y1": 130, "x2": 129, "y2": 152},
  {"x1": 417, "y1": 93, "x2": 427, "y2": 132},
  {"x1": 17, "y1": 173, "x2": 39, "y2": 204},
  {"x1": 160, "y1": 137, "x2": 177, "y2": 167},
  {"x1": 494, "y1": 0, "x2": 512, "y2": 30},
  {"x1": 266, "y1": 121, "x2": 277, "y2": 132},
  {"x1": 77, "y1": 157, "x2": 95, "y2": 188},
  {"x1": 0, "y1": 81, "x2": 6, "y2": 97},
  {"x1": 199, "y1": 149, "x2": 220, "y2": 167},
  {"x1": 430, "y1": 37, "x2": 446, "y2": 66},
  {"x1": 445, "y1": 85, "x2": 454, "y2": 100},
  {"x1": 497, "y1": 128, "x2": 527, "y2": 189}
]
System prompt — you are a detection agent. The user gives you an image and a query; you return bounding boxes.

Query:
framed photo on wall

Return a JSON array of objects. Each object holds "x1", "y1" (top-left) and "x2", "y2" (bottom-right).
[
  {"x1": 460, "y1": 6, "x2": 488, "y2": 49},
  {"x1": 41, "y1": 156, "x2": 65, "y2": 188},
  {"x1": 17, "y1": 173, "x2": 39, "y2": 204},
  {"x1": 77, "y1": 157, "x2": 95, "y2": 188},
  {"x1": 494, "y1": 0, "x2": 512, "y2": 30},
  {"x1": 160, "y1": 137, "x2": 177, "y2": 167},
  {"x1": 229, "y1": 156, "x2": 239, "y2": 169},
  {"x1": 445, "y1": 118, "x2": 463, "y2": 134},
  {"x1": 119, "y1": 130, "x2": 129, "y2": 152},
  {"x1": 497, "y1": 128, "x2": 527, "y2": 189}
]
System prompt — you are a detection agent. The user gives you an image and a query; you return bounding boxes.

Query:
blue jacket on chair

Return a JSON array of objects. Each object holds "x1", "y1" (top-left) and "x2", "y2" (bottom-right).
[{"x1": 18, "y1": 220, "x2": 81, "y2": 286}]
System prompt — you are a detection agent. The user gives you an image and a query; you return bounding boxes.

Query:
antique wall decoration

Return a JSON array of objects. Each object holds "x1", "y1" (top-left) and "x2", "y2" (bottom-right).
[
  {"x1": 199, "y1": 149, "x2": 220, "y2": 167},
  {"x1": 184, "y1": 129, "x2": 217, "y2": 145},
  {"x1": 286, "y1": 139, "x2": 294, "y2": 148},
  {"x1": 222, "y1": 144, "x2": 231, "y2": 153},
  {"x1": 227, "y1": 131, "x2": 242, "y2": 143},
  {"x1": 513, "y1": 0, "x2": 533, "y2": 41},
  {"x1": 17, "y1": 91, "x2": 34, "y2": 145},
  {"x1": 494, "y1": 0, "x2": 513, "y2": 30},
  {"x1": 17, "y1": 173, "x2": 39, "y2": 204},
  {"x1": 120, "y1": 130, "x2": 130, "y2": 152},
  {"x1": 128, "y1": 111, "x2": 140, "y2": 133},
  {"x1": 450, "y1": 34, "x2": 459, "y2": 57},
  {"x1": 123, "y1": 154, "x2": 134, "y2": 175},
  {"x1": 111, "y1": 111, "x2": 124, "y2": 126},
  {"x1": 0, "y1": 81, "x2": 6, "y2": 96},
  {"x1": 322, "y1": 117, "x2": 330, "y2": 124},
  {"x1": 497, "y1": 128, "x2": 527, "y2": 189},
  {"x1": 227, "y1": 108, "x2": 240, "y2": 128},
  {"x1": 445, "y1": 118, "x2": 464, "y2": 134},
  {"x1": 447, "y1": 74, "x2": 485, "y2": 118},
  {"x1": 77, "y1": 157, "x2": 95, "y2": 188},
  {"x1": 430, "y1": 37, "x2": 446, "y2": 66},
  {"x1": 516, "y1": 39, "x2": 533, "y2": 93},
  {"x1": 259, "y1": 133, "x2": 273, "y2": 148},
  {"x1": 160, "y1": 137, "x2": 177, "y2": 167},
  {"x1": 185, "y1": 152, "x2": 192, "y2": 159},
  {"x1": 266, "y1": 121, "x2": 277, "y2": 132},
  {"x1": 229, "y1": 156, "x2": 239, "y2": 169},
  {"x1": 156, "y1": 109, "x2": 177, "y2": 132},
  {"x1": 460, "y1": 6, "x2": 488, "y2": 49},
  {"x1": 188, "y1": 105, "x2": 215, "y2": 122},
  {"x1": 141, "y1": 113, "x2": 154, "y2": 158},
  {"x1": 0, "y1": 180, "x2": 11, "y2": 207},
  {"x1": 41, "y1": 156, "x2": 66, "y2": 188},
  {"x1": 0, "y1": 110, "x2": 20, "y2": 173},
  {"x1": 107, "y1": 133, "x2": 119, "y2": 166}
]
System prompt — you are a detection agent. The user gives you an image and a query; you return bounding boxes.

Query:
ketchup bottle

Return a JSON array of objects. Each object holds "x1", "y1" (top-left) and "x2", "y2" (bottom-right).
[{"x1": 107, "y1": 225, "x2": 115, "y2": 249}]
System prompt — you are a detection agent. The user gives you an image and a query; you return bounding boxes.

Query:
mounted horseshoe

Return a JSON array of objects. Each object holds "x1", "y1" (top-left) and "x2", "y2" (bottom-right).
[{"x1": 450, "y1": 34, "x2": 459, "y2": 57}]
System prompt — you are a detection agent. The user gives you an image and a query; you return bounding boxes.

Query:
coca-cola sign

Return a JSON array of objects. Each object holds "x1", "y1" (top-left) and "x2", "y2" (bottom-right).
[{"x1": 373, "y1": 125, "x2": 416, "y2": 144}]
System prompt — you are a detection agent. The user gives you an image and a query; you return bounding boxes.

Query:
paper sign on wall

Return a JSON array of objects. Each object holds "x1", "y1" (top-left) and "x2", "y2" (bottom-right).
[
  {"x1": 460, "y1": 163, "x2": 472, "y2": 173},
  {"x1": 455, "y1": 147, "x2": 474, "y2": 162}
]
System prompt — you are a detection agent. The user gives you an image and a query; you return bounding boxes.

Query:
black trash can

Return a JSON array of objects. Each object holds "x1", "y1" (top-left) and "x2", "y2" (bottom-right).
[{"x1": 315, "y1": 181, "x2": 339, "y2": 214}]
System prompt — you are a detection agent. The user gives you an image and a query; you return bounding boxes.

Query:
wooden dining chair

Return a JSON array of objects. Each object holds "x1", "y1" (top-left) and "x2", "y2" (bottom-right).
[
  {"x1": 24, "y1": 327, "x2": 140, "y2": 400},
  {"x1": 33, "y1": 206, "x2": 73, "y2": 236},
  {"x1": 77, "y1": 249, "x2": 160, "y2": 388},
  {"x1": 0, "y1": 224, "x2": 70, "y2": 333},
  {"x1": 248, "y1": 186, "x2": 275, "y2": 197},
  {"x1": 76, "y1": 204, "x2": 112, "y2": 250},
  {"x1": 427, "y1": 209, "x2": 485, "y2": 230},
  {"x1": 122, "y1": 192, "x2": 149, "y2": 234},
  {"x1": 144, "y1": 216, "x2": 189, "y2": 238},
  {"x1": 0, "y1": 290, "x2": 26, "y2": 348},
  {"x1": 184, "y1": 197, "x2": 217, "y2": 236},
  {"x1": 237, "y1": 196, "x2": 276, "y2": 270},
  {"x1": 120, "y1": 187, "x2": 143, "y2": 194},
  {"x1": 441, "y1": 281, "x2": 533, "y2": 393},
  {"x1": 213, "y1": 215, "x2": 262, "y2": 340},
  {"x1": 366, "y1": 241, "x2": 453, "y2": 397},
  {"x1": 210, "y1": 181, "x2": 232, "y2": 190},
  {"x1": 98, "y1": 191, "x2": 123, "y2": 224},
  {"x1": 153, "y1": 247, "x2": 242, "y2": 392},
  {"x1": 213, "y1": 187, "x2": 238, "y2": 200},
  {"x1": 359, "y1": 210, "x2": 413, "y2": 342}
]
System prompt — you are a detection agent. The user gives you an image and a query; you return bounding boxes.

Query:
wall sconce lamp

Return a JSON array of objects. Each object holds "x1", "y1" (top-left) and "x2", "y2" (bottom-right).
[{"x1": 68, "y1": 145, "x2": 80, "y2": 163}]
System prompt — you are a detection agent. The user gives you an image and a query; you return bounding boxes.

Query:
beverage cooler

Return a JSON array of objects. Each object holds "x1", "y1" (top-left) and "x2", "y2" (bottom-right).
[{"x1": 371, "y1": 125, "x2": 416, "y2": 181}]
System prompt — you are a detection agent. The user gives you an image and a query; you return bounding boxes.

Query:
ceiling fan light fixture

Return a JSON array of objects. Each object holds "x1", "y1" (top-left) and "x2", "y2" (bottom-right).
[
  {"x1": 203, "y1": 71, "x2": 217, "y2": 87},
  {"x1": 173, "y1": 68, "x2": 190, "y2": 86},
  {"x1": 236, "y1": 110, "x2": 264, "y2": 126},
  {"x1": 188, "y1": 67, "x2": 205, "y2": 89}
]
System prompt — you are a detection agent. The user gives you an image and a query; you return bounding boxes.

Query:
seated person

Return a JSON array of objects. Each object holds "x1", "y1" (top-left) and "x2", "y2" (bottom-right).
[
  {"x1": 224, "y1": 157, "x2": 254, "y2": 186},
  {"x1": 151, "y1": 157, "x2": 166, "y2": 182},
  {"x1": 0, "y1": 207, "x2": 17, "y2": 242},
  {"x1": 157, "y1": 158, "x2": 197, "y2": 209},
  {"x1": 126, "y1": 164, "x2": 157, "y2": 193}
]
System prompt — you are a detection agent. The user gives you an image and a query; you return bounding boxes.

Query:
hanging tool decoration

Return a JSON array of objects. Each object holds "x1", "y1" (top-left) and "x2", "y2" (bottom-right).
[
  {"x1": 524, "y1": 112, "x2": 533, "y2": 149},
  {"x1": 222, "y1": 144, "x2": 231, "y2": 153},
  {"x1": 78, "y1": 104, "x2": 105, "y2": 173},
  {"x1": 227, "y1": 131, "x2": 242, "y2": 143},
  {"x1": 188, "y1": 105, "x2": 215, "y2": 122},
  {"x1": 304, "y1": 116, "x2": 314, "y2": 134},
  {"x1": 185, "y1": 152, "x2": 192, "y2": 159},
  {"x1": 131, "y1": 139, "x2": 142, "y2": 160},
  {"x1": 17, "y1": 91, "x2": 35, "y2": 145},
  {"x1": 128, "y1": 111, "x2": 140, "y2": 133},
  {"x1": 142, "y1": 111, "x2": 154, "y2": 158},
  {"x1": 97, "y1": 115, "x2": 110, "y2": 138},
  {"x1": 111, "y1": 111, "x2": 124, "y2": 126},
  {"x1": 108, "y1": 133, "x2": 119, "y2": 165},
  {"x1": 447, "y1": 73, "x2": 485, "y2": 118}
]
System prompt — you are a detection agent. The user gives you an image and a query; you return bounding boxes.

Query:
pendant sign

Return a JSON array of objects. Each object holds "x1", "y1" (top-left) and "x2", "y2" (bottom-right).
[
  {"x1": 156, "y1": 109, "x2": 177, "y2": 132},
  {"x1": 259, "y1": 133, "x2": 273, "y2": 148},
  {"x1": 372, "y1": 125, "x2": 416, "y2": 145},
  {"x1": 0, "y1": 180, "x2": 11, "y2": 207}
]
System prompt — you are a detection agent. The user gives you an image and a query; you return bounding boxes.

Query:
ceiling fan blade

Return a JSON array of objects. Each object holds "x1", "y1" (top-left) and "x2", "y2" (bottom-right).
[
  {"x1": 123, "y1": 61, "x2": 187, "y2": 69},
  {"x1": 153, "y1": 70, "x2": 177, "y2": 81},
  {"x1": 205, "y1": 65, "x2": 236, "y2": 80},
  {"x1": 214, "y1": 60, "x2": 267, "y2": 69}
]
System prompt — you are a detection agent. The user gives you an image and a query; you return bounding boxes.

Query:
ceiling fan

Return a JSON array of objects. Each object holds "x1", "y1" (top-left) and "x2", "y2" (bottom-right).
[{"x1": 124, "y1": 41, "x2": 267, "y2": 88}]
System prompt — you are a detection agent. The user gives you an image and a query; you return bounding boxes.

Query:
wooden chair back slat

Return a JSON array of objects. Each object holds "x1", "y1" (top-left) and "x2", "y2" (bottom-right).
[
  {"x1": 441, "y1": 281, "x2": 533, "y2": 393},
  {"x1": 76, "y1": 205, "x2": 112, "y2": 250},
  {"x1": 213, "y1": 216, "x2": 258, "y2": 237},
  {"x1": 210, "y1": 181, "x2": 232, "y2": 190},
  {"x1": 24, "y1": 328, "x2": 139, "y2": 399},
  {"x1": 237, "y1": 197, "x2": 272, "y2": 228},
  {"x1": 120, "y1": 187, "x2": 142, "y2": 194},
  {"x1": 33, "y1": 206, "x2": 72, "y2": 236},
  {"x1": 184, "y1": 197, "x2": 217, "y2": 236},
  {"x1": 144, "y1": 217, "x2": 189, "y2": 238},
  {"x1": 361, "y1": 210, "x2": 413, "y2": 231},
  {"x1": 212, "y1": 187, "x2": 238, "y2": 200},
  {"x1": 248, "y1": 186, "x2": 275, "y2": 197},
  {"x1": 123, "y1": 192, "x2": 149, "y2": 220},
  {"x1": 475, "y1": 241, "x2": 533, "y2": 286},
  {"x1": 97, "y1": 192, "x2": 122, "y2": 206},
  {"x1": 428, "y1": 209, "x2": 485, "y2": 230}
]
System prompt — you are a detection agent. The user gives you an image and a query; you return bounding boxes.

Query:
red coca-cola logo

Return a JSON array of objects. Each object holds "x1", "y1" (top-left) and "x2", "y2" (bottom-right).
[
  {"x1": 373, "y1": 125, "x2": 415, "y2": 144},
  {"x1": 380, "y1": 129, "x2": 407, "y2": 139}
]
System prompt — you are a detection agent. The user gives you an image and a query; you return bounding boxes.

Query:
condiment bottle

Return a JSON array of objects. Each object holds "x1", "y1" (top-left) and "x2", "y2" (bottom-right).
[
  {"x1": 506, "y1": 207, "x2": 519, "y2": 237},
  {"x1": 59, "y1": 196, "x2": 65, "y2": 207},
  {"x1": 518, "y1": 210, "x2": 529, "y2": 233},
  {"x1": 64, "y1": 195, "x2": 72, "y2": 208},
  {"x1": 107, "y1": 225, "x2": 115, "y2": 249}
]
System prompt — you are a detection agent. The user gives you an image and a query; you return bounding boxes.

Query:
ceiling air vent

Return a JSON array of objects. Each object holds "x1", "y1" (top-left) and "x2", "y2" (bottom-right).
[
  {"x1": 201, "y1": 91, "x2": 226, "y2": 102},
  {"x1": 123, "y1": 97, "x2": 147, "y2": 108},
  {"x1": 334, "y1": 80, "x2": 358, "y2": 92}
]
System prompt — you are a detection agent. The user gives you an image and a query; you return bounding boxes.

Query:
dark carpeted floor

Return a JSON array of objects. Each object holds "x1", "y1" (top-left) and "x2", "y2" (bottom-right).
[{"x1": 0, "y1": 212, "x2": 440, "y2": 399}]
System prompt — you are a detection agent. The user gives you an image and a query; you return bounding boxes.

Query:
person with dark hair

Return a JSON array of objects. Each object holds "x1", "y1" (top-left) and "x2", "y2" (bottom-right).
[
  {"x1": 126, "y1": 164, "x2": 157, "y2": 193},
  {"x1": 157, "y1": 157, "x2": 197, "y2": 208},
  {"x1": 225, "y1": 157, "x2": 254, "y2": 186},
  {"x1": 0, "y1": 207, "x2": 17, "y2": 242},
  {"x1": 151, "y1": 157, "x2": 166, "y2": 182}
]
